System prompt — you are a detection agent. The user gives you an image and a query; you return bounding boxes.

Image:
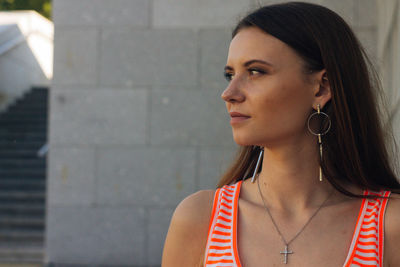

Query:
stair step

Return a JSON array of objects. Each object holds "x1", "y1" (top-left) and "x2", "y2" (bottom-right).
[
  {"x1": 19, "y1": 91, "x2": 47, "y2": 97},
  {"x1": 0, "y1": 260, "x2": 43, "y2": 265},
  {"x1": 0, "y1": 178, "x2": 45, "y2": 184},
  {"x1": 0, "y1": 132, "x2": 47, "y2": 138},
  {"x1": 0, "y1": 117, "x2": 47, "y2": 122},
  {"x1": 30, "y1": 86, "x2": 48, "y2": 91},
  {"x1": 0, "y1": 180, "x2": 46, "y2": 184},
  {"x1": 0, "y1": 151, "x2": 43, "y2": 158},
  {"x1": 0, "y1": 211, "x2": 43, "y2": 221},
  {"x1": 0, "y1": 114, "x2": 47, "y2": 119},
  {"x1": 0, "y1": 244, "x2": 44, "y2": 264},
  {"x1": 0, "y1": 246, "x2": 43, "y2": 253},
  {"x1": 2, "y1": 108, "x2": 47, "y2": 114},
  {"x1": 0, "y1": 123, "x2": 47, "y2": 128},
  {"x1": 0, "y1": 139, "x2": 46, "y2": 144},
  {"x1": 13, "y1": 98, "x2": 47, "y2": 104},
  {"x1": 2, "y1": 119, "x2": 47, "y2": 126},
  {"x1": 0, "y1": 229, "x2": 44, "y2": 235},
  {"x1": 0, "y1": 257, "x2": 43, "y2": 264},
  {"x1": 0, "y1": 169, "x2": 45, "y2": 175},
  {"x1": 0, "y1": 203, "x2": 45, "y2": 212},
  {"x1": 0, "y1": 225, "x2": 44, "y2": 232},
  {"x1": 0, "y1": 142, "x2": 44, "y2": 150},
  {"x1": 0, "y1": 131, "x2": 46, "y2": 135},
  {"x1": 0, "y1": 192, "x2": 45, "y2": 206},
  {"x1": 0, "y1": 191, "x2": 44, "y2": 199},
  {"x1": 0, "y1": 164, "x2": 45, "y2": 170},
  {"x1": 0, "y1": 178, "x2": 45, "y2": 183},
  {"x1": 0, "y1": 204, "x2": 44, "y2": 217},
  {"x1": 0, "y1": 230, "x2": 43, "y2": 243},
  {"x1": 0, "y1": 111, "x2": 47, "y2": 118},
  {"x1": 0, "y1": 160, "x2": 45, "y2": 169},
  {"x1": 21, "y1": 90, "x2": 47, "y2": 96},
  {"x1": 21, "y1": 93, "x2": 48, "y2": 99},
  {"x1": 6, "y1": 108, "x2": 47, "y2": 114},
  {"x1": 14, "y1": 101, "x2": 47, "y2": 108},
  {"x1": 15, "y1": 102, "x2": 47, "y2": 108},
  {"x1": 24, "y1": 89, "x2": 48, "y2": 95},
  {"x1": 0, "y1": 217, "x2": 44, "y2": 232},
  {"x1": 9, "y1": 100, "x2": 47, "y2": 107},
  {"x1": 0, "y1": 113, "x2": 47, "y2": 119},
  {"x1": 0, "y1": 179, "x2": 45, "y2": 187},
  {"x1": 0, "y1": 139, "x2": 46, "y2": 143},
  {"x1": 17, "y1": 94, "x2": 47, "y2": 100},
  {"x1": 0, "y1": 194, "x2": 45, "y2": 206},
  {"x1": 0, "y1": 201, "x2": 44, "y2": 206},
  {"x1": 0, "y1": 177, "x2": 45, "y2": 181},
  {"x1": 0, "y1": 213, "x2": 44, "y2": 219},
  {"x1": 0, "y1": 151, "x2": 40, "y2": 155},
  {"x1": 0, "y1": 185, "x2": 44, "y2": 192},
  {"x1": 0, "y1": 155, "x2": 45, "y2": 160},
  {"x1": 0, "y1": 135, "x2": 46, "y2": 142},
  {"x1": 0, "y1": 127, "x2": 47, "y2": 134},
  {"x1": 9, "y1": 100, "x2": 47, "y2": 110},
  {"x1": 0, "y1": 217, "x2": 44, "y2": 225},
  {"x1": 0, "y1": 133, "x2": 46, "y2": 139},
  {"x1": 7, "y1": 102, "x2": 47, "y2": 108},
  {"x1": 0, "y1": 127, "x2": 47, "y2": 133},
  {"x1": 0, "y1": 88, "x2": 47, "y2": 262}
]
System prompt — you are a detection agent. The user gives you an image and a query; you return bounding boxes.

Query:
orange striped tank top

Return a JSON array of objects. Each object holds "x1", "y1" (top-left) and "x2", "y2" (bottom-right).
[{"x1": 204, "y1": 180, "x2": 391, "y2": 267}]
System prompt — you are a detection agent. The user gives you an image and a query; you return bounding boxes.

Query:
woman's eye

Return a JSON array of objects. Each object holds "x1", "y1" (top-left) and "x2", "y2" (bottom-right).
[
  {"x1": 249, "y1": 68, "x2": 265, "y2": 75},
  {"x1": 223, "y1": 69, "x2": 265, "y2": 82},
  {"x1": 223, "y1": 72, "x2": 233, "y2": 82}
]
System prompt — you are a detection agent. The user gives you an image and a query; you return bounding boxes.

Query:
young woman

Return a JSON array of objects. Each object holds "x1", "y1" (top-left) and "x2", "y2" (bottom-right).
[{"x1": 162, "y1": 2, "x2": 400, "y2": 266}]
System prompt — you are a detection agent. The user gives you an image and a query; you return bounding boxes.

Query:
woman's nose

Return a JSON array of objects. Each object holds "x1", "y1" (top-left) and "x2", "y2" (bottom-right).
[{"x1": 221, "y1": 82, "x2": 245, "y2": 103}]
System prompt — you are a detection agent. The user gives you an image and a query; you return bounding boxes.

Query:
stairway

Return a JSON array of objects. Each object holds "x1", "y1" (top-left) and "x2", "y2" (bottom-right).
[{"x1": 0, "y1": 87, "x2": 47, "y2": 263}]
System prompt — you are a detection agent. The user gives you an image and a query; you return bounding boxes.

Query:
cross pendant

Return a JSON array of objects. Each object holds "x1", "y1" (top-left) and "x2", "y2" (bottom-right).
[{"x1": 280, "y1": 245, "x2": 293, "y2": 264}]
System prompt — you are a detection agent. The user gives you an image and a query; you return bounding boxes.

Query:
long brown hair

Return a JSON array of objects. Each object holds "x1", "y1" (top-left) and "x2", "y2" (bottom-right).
[{"x1": 217, "y1": 2, "x2": 400, "y2": 196}]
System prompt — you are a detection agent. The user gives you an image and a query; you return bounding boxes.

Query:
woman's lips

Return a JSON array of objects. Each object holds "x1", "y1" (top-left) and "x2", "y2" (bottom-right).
[
  {"x1": 230, "y1": 116, "x2": 250, "y2": 124},
  {"x1": 231, "y1": 116, "x2": 250, "y2": 124},
  {"x1": 229, "y1": 112, "x2": 250, "y2": 124}
]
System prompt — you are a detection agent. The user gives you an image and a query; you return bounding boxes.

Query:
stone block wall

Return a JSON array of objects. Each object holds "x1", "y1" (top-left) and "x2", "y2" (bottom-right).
[{"x1": 46, "y1": 0, "x2": 378, "y2": 266}]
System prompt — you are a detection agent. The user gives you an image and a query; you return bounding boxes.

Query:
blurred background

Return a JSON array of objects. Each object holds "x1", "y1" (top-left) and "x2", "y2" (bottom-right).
[{"x1": 0, "y1": 0, "x2": 398, "y2": 266}]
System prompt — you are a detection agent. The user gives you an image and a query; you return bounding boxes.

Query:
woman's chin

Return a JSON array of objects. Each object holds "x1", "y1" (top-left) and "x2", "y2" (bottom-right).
[{"x1": 232, "y1": 135, "x2": 255, "y2": 147}]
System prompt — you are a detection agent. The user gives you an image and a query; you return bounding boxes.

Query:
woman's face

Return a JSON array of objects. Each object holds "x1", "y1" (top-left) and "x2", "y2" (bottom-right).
[{"x1": 222, "y1": 27, "x2": 325, "y2": 147}]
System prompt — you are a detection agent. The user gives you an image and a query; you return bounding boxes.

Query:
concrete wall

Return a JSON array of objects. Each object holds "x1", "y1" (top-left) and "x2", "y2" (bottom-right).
[
  {"x1": 46, "y1": 0, "x2": 379, "y2": 266},
  {"x1": 378, "y1": 0, "x2": 400, "y2": 173}
]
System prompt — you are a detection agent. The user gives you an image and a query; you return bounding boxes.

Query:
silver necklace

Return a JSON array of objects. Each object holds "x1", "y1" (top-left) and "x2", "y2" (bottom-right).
[{"x1": 256, "y1": 174, "x2": 334, "y2": 264}]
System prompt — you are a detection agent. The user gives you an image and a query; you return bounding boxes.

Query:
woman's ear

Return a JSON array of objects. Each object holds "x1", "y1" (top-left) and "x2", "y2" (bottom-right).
[{"x1": 312, "y1": 70, "x2": 331, "y2": 109}]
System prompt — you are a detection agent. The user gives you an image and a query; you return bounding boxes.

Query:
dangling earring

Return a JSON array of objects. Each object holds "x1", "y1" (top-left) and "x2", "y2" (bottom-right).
[
  {"x1": 307, "y1": 104, "x2": 331, "y2": 182},
  {"x1": 251, "y1": 146, "x2": 264, "y2": 183}
]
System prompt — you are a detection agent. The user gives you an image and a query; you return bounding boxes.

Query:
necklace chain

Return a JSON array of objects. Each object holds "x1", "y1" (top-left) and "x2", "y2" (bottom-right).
[{"x1": 256, "y1": 174, "x2": 334, "y2": 247}]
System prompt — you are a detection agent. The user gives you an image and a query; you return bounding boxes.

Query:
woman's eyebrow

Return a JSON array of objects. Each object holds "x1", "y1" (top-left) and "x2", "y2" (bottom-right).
[{"x1": 224, "y1": 59, "x2": 274, "y2": 71}]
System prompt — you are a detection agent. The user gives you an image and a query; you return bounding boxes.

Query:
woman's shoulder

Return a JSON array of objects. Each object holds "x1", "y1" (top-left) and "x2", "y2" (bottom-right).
[
  {"x1": 172, "y1": 189, "x2": 217, "y2": 227},
  {"x1": 162, "y1": 189, "x2": 216, "y2": 267},
  {"x1": 384, "y1": 193, "x2": 400, "y2": 266}
]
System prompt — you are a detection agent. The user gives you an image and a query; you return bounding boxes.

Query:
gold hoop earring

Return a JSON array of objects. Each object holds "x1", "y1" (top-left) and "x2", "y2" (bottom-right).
[{"x1": 307, "y1": 104, "x2": 331, "y2": 181}]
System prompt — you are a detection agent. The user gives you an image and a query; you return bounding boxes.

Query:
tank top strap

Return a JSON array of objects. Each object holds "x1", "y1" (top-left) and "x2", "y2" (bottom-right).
[
  {"x1": 344, "y1": 189, "x2": 391, "y2": 267},
  {"x1": 204, "y1": 180, "x2": 242, "y2": 267}
]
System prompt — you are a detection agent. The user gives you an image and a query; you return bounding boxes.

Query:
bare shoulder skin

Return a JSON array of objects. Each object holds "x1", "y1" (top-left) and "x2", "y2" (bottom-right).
[
  {"x1": 384, "y1": 194, "x2": 400, "y2": 267},
  {"x1": 162, "y1": 189, "x2": 216, "y2": 267}
]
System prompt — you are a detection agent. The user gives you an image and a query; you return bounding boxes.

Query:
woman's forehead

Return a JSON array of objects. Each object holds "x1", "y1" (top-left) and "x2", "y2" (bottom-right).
[{"x1": 227, "y1": 27, "x2": 296, "y2": 66}]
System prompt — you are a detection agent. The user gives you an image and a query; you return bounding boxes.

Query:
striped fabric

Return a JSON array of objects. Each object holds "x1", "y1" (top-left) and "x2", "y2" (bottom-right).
[
  {"x1": 344, "y1": 190, "x2": 391, "y2": 267},
  {"x1": 204, "y1": 180, "x2": 390, "y2": 267},
  {"x1": 204, "y1": 181, "x2": 242, "y2": 266}
]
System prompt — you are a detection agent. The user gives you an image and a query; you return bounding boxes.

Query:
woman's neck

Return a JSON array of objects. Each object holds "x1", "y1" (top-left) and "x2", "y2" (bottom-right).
[{"x1": 255, "y1": 138, "x2": 336, "y2": 213}]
